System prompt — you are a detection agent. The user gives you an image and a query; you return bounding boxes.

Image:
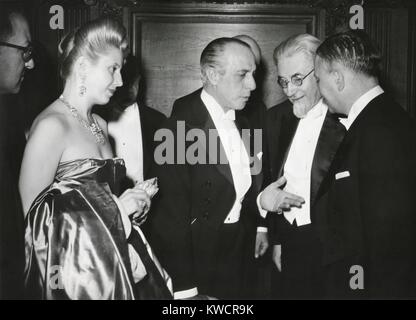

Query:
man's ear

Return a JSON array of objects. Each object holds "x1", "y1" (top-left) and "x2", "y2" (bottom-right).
[
  {"x1": 331, "y1": 62, "x2": 345, "y2": 91},
  {"x1": 333, "y1": 70, "x2": 345, "y2": 91},
  {"x1": 206, "y1": 67, "x2": 220, "y2": 86}
]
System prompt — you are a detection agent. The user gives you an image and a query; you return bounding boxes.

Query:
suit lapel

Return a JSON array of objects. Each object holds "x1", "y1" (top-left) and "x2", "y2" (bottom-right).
[
  {"x1": 235, "y1": 112, "x2": 263, "y2": 192},
  {"x1": 138, "y1": 104, "x2": 151, "y2": 180},
  {"x1": 188, "y1": 94, "x2": 234, "y2": 186},
  {"x1": 313, "y1": 101, "x2": 374, "y2": 205},
  {"x1": 310, "y1": 110, "x2": 346, "y2": 206},
  {"x1": 275, "y1": 113, "x2": 299, "y2": 179}
]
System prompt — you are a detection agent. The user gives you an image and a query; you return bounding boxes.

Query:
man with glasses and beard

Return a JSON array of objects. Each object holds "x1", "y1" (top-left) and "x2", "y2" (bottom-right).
[
  {"x1": 258, "y1": 34, "x2": 346, "y2": 299},
  {"x1": 0, "y1": 5, "x2": 35, "y2": 299}
]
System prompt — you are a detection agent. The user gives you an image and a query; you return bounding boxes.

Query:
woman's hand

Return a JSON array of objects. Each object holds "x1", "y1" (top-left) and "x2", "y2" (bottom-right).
[{"x1": 118, "y1": 188, "x2": 151, "y2": 223}]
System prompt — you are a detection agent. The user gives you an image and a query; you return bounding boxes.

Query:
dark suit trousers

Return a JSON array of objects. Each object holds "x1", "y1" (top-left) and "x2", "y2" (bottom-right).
[
  {"x1": 278, "y1": 219, "x2": 324, "y2": 299},
  {"x1": 199, "y1": 221, "x2": 246, "y2": 300}
]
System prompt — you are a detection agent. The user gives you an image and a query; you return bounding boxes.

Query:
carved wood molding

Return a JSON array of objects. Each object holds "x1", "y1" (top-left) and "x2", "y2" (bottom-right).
[
  {"x1": 96, "y1": 0, "x2": 414, "y2": 33},
  {"x1": 129, "y1": 3, "x2": 325, "y2": 57}
]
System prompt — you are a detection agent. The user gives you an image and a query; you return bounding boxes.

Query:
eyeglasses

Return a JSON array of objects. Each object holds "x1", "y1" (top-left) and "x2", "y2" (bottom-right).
[
  {"x1": 0, "y1": 41, "x2": 33, "y2": 62},
  {"x1": 277, "y1": 68, "x2": 314, "y2": 89}
]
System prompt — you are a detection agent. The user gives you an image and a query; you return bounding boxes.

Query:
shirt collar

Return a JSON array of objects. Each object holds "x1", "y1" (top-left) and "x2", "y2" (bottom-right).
[
  {"x1": 340, "y1": 85, "x2": 384, "y2": 130},
  {"x1": 201, "y1": 89, "x2": 235, "y2": 121},
  {"x1": 124, "y1": 102, "x2": 139, "y2": 114}
]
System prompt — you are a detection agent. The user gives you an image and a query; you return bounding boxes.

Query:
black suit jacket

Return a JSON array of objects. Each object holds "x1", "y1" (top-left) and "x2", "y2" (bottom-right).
[
  {"x1": 0, "y1": 95, "x2": 25, "y2": 299},
  {"x1": 264, "y1": 99, "x2": 345, "y2": 244},
  {"x1": 314, "y1": 93, "x2": 416, "y2": 298},
  {"x1": 138, "y1": 103, "x2": 166, "y2": 181},
  {"x1": 146, "y1": 89, "x2": 262, "y2": 293}
]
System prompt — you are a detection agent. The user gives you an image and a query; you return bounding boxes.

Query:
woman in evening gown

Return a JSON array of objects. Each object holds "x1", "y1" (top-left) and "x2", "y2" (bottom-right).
[{"x1": 18, "y1": 18, "x2": 172, "y2": 300}]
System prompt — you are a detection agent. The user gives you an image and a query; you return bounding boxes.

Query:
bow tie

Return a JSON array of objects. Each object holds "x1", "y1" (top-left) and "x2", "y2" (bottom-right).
[{"x1": 222, "y1": 110, "x2": 236, "y2": 121}]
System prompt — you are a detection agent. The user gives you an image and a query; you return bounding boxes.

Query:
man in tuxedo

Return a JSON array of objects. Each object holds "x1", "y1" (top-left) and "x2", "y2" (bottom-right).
[
  {"x1": 313, "y1": 30, "x2": 416, "y2": 299},
  {"x1": 146, "y1": 37, "x2": 263, "y2": 299},
  {"x1": 258, "y1": 34, "x2": 346, "y2": 298},
  {"x1": 107, "y1": 55, "x2": 166, "y2": 190},
  {"x1": 0, "y1": 6, "x2": 35, "y2": 299}
]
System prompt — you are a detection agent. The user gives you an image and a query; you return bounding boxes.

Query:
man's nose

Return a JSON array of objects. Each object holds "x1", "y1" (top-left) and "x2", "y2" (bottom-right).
[
  {"x1": 25, "y1": 58, "x2": 34, "y2": 70},
  {"x1": 285, "y1": 81, "x2": 297, "y2": 97},
  {"x1": 114, "y1": 72, "x2": 123, "y2": 87},
  {"x1": 246, "y1": 74, "x2": 256, "y2": 91}
]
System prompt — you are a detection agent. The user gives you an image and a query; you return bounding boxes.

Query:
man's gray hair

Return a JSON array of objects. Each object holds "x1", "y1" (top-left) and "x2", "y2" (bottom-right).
[{"x1": 273, "y1": 33, "x2": 321, "y2": 66}]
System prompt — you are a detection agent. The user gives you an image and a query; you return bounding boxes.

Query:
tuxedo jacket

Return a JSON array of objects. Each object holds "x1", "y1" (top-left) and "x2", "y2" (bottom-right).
[
  {"x1": 314, "y1": 93, "x2": 416, "y2": 298},
  {"x1": 146, "y1": 88, "x2": 263, "y2": 293},
  {"x1": 138, "y1": 103, "x2": 166, "y2": 181},
  {"x1": 0, "y1": 96, "x2": 25, "y2": 299},
  {"x1": 264, "y1": 99, "x2": 345, "y2": 244}
]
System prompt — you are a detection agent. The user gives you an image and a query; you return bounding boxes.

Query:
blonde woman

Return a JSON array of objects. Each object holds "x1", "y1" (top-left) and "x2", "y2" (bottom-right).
[{"x1": 19, "y1": 18, "x2": 171, "y2": 300}]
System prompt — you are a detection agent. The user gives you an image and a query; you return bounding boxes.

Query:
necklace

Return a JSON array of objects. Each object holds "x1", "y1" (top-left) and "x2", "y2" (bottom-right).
[{"x1": 59, "y1": 95, "x2": 105, "y2": 145}]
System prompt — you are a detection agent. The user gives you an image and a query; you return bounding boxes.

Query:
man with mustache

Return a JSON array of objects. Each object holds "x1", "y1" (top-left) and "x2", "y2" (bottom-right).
[
  {"x1": 258, "y1": 34, "x2": 346, "y2": 298},
  {"x1": 0, "y1": 5, "x2": 35, "y2": 299}
]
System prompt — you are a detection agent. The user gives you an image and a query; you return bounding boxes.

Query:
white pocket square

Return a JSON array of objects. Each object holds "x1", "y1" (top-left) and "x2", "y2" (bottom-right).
[
  {"x1": 335, "y1": 171, "x2": 350, "y2": 180},
  {"x1": 257, "y1": 151, "x2": 263, "y2": 160}
]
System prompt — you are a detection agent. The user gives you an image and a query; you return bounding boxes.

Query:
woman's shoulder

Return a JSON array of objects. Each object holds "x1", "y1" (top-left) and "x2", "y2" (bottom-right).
[{"x1": 29, "y1": 100, "x2": 70, "y2": 138}]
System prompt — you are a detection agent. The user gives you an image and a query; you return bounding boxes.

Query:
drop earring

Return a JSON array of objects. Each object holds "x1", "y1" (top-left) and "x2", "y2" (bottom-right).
[
  {"x1": 79, "y1": 85, "x2": 86, "y2": 96},
  {"x1": 79, "y1": 75, "x2": 87, "y2": 97}
]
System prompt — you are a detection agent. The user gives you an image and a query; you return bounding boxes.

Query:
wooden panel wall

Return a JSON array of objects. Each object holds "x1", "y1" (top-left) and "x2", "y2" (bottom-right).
[
  {"x1": 129, "y1": 3, "x2": 325, "y2": 116},
  {"x1": 365, "y1": 7, "x2": 410, "y2": 112}
]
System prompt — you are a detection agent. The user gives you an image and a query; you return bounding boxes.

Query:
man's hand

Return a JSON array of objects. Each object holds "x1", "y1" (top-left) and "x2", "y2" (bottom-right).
[
  {"x1": 272, "y1": 244, "x2": 282, "y2": 272},
  {"x1": 259, "y1": 177, "x2": 305, "y2": 212},
  {"x1": 255, "y1": 231, "x2": 269, "y2": 258}
]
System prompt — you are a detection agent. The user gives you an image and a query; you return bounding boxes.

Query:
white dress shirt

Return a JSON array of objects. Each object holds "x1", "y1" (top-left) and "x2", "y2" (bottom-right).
[
  {"x1": 108, "y1": 102, "x2": 144, "y2": 184},
  {"x1": 340, "y1": 85, "x2": 384, "y2": 130},
  {"x1": 201, "y1": 90, "x2": 252, "y2": 224},
  {"x1": 282, "y1": 99, "x2": 327, "y2": 226},
  {"x1": 258, "y1": 99, "x2": 328, "y2": 227}
]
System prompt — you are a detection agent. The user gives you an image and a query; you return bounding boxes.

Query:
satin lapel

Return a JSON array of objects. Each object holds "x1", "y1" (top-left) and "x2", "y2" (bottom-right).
[
  {"x1": 203, "y1": 114, "x2": 234, "y2": 186},
  {"x1": 275, "y1": 113, "x2": 299, "y2": 179},
  {"x1": 310, "y1": 110, "x2": 345, "y2": 207},
  {"x1": 314, "y1": 121, "x2": 354, "y2": 206},
  {"x1": 137, "y1": 105, "x2": 151, "y2": 179},
  {"x1": 267, "y1": 109, "x2": 280, "y2": 180},
  {"x1": 235, "y1": 112, "x2": 263, "y2": 192},
  {"x1": 189, "y1": 96, "x2": 234, "y2": 186}
]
